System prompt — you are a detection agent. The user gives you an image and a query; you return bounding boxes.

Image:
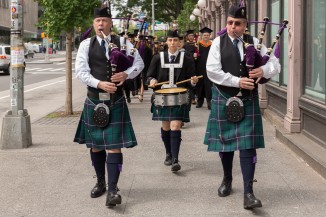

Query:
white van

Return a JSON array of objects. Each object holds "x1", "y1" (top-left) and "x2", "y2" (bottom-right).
[{"x1": 0, "y1": 44, "x2": 11, "y2": 75}]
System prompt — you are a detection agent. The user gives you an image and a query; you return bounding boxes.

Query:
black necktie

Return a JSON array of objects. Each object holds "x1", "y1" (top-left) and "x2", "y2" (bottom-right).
[
  {"x1": 170, "y1": 55, "x2": 176, "y2": 63},
  {"x1": 101, "y1": 39, "x2": 106, "y2": 54},
  {"x1": 233, "y1": 39, "x2": 240, "y2": 59}
]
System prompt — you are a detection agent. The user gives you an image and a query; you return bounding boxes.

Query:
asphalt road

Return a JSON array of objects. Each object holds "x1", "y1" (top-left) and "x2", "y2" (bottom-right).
[{"x1": 0, "y1": 61, "x2": 74, "y2": 92}]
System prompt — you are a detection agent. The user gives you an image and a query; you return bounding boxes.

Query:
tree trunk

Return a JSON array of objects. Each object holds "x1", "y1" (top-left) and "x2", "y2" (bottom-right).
[{"x1": 65, "y1": 31, "x2": 73, "y2": 115}]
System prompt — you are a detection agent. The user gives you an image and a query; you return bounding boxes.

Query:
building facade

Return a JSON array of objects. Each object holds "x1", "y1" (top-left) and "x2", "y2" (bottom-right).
[
  {"x1": 195, "y1": 0, "x2": 326, "y2": 164},
  {"x1": 0, "y1": 0, "x2": 39, "y2": 44}
]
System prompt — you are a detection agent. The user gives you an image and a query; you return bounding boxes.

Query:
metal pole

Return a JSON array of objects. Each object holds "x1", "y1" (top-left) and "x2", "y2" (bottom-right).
[
  {"x1": 152, "y1": 0, "x2": 155, "y2": 36},
  {"x1": 45, "y1": 24, "x2": 50, "y2": 62},
  {"x1": 1, "y1": 0, "x2": 32, "y2": 149}
]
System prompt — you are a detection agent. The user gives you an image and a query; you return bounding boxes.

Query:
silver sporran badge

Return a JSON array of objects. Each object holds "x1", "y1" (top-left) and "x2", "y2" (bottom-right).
[
  {"x1": 92, "y1": 103, "x2": 110, "y2": 128},
  {"x1": 225, "y1": 97, "x2": 245, "y2": 123}
]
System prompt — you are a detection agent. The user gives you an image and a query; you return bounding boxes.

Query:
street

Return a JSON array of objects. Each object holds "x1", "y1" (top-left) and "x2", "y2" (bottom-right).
[{"x1": 0, "y1": 54, "x2": 75, "y2": 92}]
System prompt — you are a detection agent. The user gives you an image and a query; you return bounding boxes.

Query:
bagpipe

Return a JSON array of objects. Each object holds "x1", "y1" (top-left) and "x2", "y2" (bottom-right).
[{"x1": 233, "y1": 19, "x2": 289, "y2": 84}]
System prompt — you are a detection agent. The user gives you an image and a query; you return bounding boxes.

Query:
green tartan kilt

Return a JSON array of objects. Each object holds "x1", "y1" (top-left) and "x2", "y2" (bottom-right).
[
  {"x1": 74, "y1": 96, "x2": 137, "y2": 150},
  {"x1": 204, "y1": 86, "x2": 265, "y2": 152},
  {"x1": 151, "y1": 103, "x2": 190, "y2": 122}
]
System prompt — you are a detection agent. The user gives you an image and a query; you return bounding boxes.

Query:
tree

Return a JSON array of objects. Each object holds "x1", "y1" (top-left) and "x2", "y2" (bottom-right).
[
  {"x1": 35, "y1": 0, "x2": 101, "y2": 115},
  {"x1": 113, "y1": 0, "x2": 196, "y2": 23},
  {"x1": 177, "y1": 0, "x2": 198, "y2": 34}
]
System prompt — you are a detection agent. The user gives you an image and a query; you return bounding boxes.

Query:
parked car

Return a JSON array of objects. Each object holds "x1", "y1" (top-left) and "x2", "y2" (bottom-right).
[
  {"x1": 0, "y1": 44, "x2": 26, "y2": 75},
  {"x1": 0, "y1": 44, "x2": 11, "y2": 75}
]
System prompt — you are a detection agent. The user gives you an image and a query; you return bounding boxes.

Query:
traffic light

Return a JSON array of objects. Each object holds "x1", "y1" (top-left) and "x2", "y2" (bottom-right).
[{"x1": 41, "y1": 32, "x2": 45, "y2": 38}]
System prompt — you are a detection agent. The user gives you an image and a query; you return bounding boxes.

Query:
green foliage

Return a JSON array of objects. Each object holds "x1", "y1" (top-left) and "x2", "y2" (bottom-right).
[
  {"x1": 177, "y1": 0, "x2": 198, "y2": 34},
  {"x1": 35, "y1": 0, "x2": 101, "y2": 39},
  {"x1": 113, "y1": 0, "x2": 196, "y2": 23}
]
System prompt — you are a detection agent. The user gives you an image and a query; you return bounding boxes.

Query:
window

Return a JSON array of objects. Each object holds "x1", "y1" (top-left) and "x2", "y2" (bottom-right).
[
  {"x1": 248, "y1": 0, "x2": 258, "y2": 36},
  {"x1": 268, "y1": 0, "x2": 288, "y2": 86},
  {"x1": 304, "y1": 0, "x2": 326, "y2": 102}
]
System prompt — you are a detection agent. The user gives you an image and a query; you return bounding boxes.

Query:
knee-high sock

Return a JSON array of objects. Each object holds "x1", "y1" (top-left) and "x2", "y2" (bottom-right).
[
  {"x1": 161, "y1": 128, "x2": 171, "y2": 155},
  {"x1": 90, "y1": 149, "x2": 106, "y2": 181},
  {"x1": 240, "y1": 149, "x2": 257, "y2": 194},
  {"x1": 106, "y1": 153, "x2": 123, "y2": 192},
  {"x1": 219, "y1": 152, "x2": 234, "y2": 181},
  {"x1": 170, "y1": 130, "x2": 181, "y2": 161}
]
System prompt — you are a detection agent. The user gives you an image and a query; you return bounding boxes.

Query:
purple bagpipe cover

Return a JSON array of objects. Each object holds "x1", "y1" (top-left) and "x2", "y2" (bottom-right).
[
  {"x1": 245, "y1": 45, "x2": 270, "y2": 84},
  {"x1": 109, "y1": 47, "x2": 133, "y2": 73}
]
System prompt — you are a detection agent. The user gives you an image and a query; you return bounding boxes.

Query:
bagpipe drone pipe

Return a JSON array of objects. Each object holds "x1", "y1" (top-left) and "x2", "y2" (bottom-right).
[{"x1": 217, "y1": 18, "x2": 288, "y2": 84}]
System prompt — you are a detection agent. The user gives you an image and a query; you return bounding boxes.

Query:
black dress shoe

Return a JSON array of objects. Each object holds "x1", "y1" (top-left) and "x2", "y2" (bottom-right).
[
  {"x1": 127, "y1": 98, "x2": 131, "y2": 103},
  {"x1": 164, "y1": 153, "x2": 172, "y2": 166},
  {"x1": 171, "y1": 159, "x2": 181, "y2": 172},
  {"x1": 196, "y1": 103, "x2": 203, "y2": 108},
  {"x1": 90, "y1": 179, "x2": 106, "y2": 198},
  {"x1": 106, "y1": 191, "x2": 122, "y2": 207},
  {"x1": 244, "y1": 193, "x2": 262, "y2": 209},
  {"x1": 218, "y1": 178, "x2": 232, "y2": 197}
]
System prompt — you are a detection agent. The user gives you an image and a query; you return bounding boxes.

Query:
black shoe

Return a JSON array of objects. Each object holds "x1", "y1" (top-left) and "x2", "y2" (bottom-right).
[
  {"x1": 90, "y1": 179, "x2": 106, "y2": 198},
  {"x1": 106, "y1": 191, "x2": 122, "y2": 207},
  {"x1": 196, "y1": 103, "x2": 203, "y2": 108},
  {"x1": 171, "y1": 159, "x2": 181, "y2": 172},
  {"x1": 207, "y1": 101, "x2": 211, "y2": 110},
  {"x1": 164, "y1": 153, "x2": 172, "y2": 166},
  {"x1": 218, "y1": 178, "x2": 232, "y2": 197},
  {"x1": 127, "y1": 97, "x2": 131, "y2": 103},
  {"x1": 244, "y1": 193, "x2": 262, "y2": 209}
]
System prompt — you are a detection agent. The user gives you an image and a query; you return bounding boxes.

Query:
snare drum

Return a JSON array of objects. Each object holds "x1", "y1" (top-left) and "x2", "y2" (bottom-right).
[{"x1": 154, "y1": 88, "x2": 189, "y2": 107}]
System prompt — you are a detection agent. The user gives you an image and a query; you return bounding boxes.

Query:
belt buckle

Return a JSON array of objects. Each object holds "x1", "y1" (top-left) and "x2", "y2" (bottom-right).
[{"x1": 99, "y1": 93, "x2": 110, "y2": 101}]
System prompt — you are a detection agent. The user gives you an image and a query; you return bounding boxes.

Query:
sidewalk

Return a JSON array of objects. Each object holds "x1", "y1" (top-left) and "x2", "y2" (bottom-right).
[{"x1": 0, "y1": 79, "x2": 325, "y2": 217}]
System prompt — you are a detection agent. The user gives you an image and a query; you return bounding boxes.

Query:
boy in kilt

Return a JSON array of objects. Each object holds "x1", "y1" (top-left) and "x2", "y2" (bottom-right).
[
  {"x1": 147, "y1": 30, "x2": 198, "y2": 172},
  {"x1": 204, "y1": 2, "x2": 281, "y2": 209},
  {"x1": 74, "y1": 6, "x2": 144, "y2": 207}
]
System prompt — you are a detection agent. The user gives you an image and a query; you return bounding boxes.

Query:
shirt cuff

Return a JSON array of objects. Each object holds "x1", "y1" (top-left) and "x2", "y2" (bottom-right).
[
  {"x1": 91, "y1": 79, "x2": 100, "y2": 89},
  {"x1": 232, "y1": 76, "x2": 241, "y2": 88},
  {"x1": 125, "y1": 66, "x2": 136, "y2": 78}
]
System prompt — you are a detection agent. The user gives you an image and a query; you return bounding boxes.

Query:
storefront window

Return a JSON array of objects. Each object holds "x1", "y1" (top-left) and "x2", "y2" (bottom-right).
[
  {"x1": 248, "y1": 0, "x2": 257, "y2": 36},
  {"x1": 270, "y1": 0, "x2": 280, "y2": 83},
  {"x1": 268, "y1": 0, "x2": 288, "y2": 86},
  {"x1": 282, "y1": 0, "x2": 288, "y2": 86},
  {"x1": 304, "y1": 0, "x2": 326, "y2": 102}
]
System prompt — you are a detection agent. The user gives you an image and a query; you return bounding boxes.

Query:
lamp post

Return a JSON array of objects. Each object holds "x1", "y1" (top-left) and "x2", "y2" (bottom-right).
[{"x1": 152, "y1": 0, "x2": 155, "y2": 35}]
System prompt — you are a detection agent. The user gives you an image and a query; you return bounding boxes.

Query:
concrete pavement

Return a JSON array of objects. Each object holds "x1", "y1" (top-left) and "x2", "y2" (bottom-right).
[{"x1": 0, "y1": 75, "x2": 326, "y2": 217}]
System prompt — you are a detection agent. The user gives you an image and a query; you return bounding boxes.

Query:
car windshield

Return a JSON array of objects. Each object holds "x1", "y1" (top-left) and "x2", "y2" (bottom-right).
[{"x1": 4, "y1": 47, "x2": 10, "y2": 55}]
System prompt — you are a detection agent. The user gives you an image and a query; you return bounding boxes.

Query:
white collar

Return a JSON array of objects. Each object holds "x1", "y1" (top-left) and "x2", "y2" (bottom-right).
[
  {"x1": 168, "y1": 50, "x2": 179, "y2": 58},
  {"x1": 96, "y1": 35, "x2": 111, "y2": 44}
]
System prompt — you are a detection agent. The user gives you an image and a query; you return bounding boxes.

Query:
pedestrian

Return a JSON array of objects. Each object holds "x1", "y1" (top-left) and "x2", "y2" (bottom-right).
[
  {"x1": 204, "y1": 3, "x2": 281, "y2": 209},
  {"x1": 183, "y1": 29, "x2": 199, "y2": 105},
  {"x1": 195, "y1": 27, "x2": 213, "y2": 110},
  {"x1": 147, "y1": 30, "x2": 198, "y2": 172},
  {"x1": 73, "y1": 5, "x2": 144, "y2": 208}
]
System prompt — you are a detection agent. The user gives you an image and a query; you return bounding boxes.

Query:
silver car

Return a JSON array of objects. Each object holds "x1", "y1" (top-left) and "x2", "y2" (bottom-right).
[{"x1": 0, "y1": 44, "x2": 11, "y2": 75}]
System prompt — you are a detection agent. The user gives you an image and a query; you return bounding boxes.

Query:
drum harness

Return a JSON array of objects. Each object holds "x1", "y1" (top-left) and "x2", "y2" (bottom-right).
[{"x1": 153, "y1": 51, "x2": 189, "y2": 107}]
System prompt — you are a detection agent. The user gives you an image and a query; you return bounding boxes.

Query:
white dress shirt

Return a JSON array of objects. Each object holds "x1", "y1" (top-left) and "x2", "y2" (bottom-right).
[
  {"x1": 206, "y1": 35, "x2": 281, "y2": 88},
  {"x1": 75, "y1": 35, "x2": 144, "y2": 88}
]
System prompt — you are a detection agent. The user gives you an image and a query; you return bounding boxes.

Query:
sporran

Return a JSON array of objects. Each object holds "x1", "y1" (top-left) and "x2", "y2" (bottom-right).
[
  {"x1": 92, "y1": 103, "x2": 110, "y2": 128},
  {"x1": 225, "y1": 97, "x2": 244, "y2": 122}
]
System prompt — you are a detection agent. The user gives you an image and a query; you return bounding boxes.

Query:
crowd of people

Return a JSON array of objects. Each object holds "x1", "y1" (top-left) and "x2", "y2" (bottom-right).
[{"x1": 73, "y1": 1, "x2": 280, "y2": 210}]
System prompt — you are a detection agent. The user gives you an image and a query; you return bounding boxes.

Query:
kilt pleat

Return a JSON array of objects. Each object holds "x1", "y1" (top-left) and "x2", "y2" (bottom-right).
[
  {"x1": 151, "y1": 104, "x2": 190, "y2": 122},
  {"x1": 204, "y1": 86, "x2": 264, "y2": 152},
  {"x1": 74, "y1": 96, "x2": 137, "y2": 150}
]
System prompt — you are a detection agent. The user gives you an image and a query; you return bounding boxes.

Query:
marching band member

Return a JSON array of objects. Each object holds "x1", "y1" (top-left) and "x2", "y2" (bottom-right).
[
  {"x1": 204, "y1": 2, "x2": 280, "y2": 209},
  {"x1": 147, "y1": 30, "x2": 198, "y2": 172},
  {"x1": 74, "y1": 6, "x2": 144, "y2": 208}
]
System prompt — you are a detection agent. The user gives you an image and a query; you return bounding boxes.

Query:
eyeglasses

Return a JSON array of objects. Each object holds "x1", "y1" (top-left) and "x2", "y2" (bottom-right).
[{"x1": 227, "y1": 20, "x2": 242, "y2": 26}]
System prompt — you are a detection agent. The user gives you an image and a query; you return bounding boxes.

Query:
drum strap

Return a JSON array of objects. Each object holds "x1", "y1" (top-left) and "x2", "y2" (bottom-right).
[{"x1": 160, "y1": 52, "x2": 185, "y2": 68}]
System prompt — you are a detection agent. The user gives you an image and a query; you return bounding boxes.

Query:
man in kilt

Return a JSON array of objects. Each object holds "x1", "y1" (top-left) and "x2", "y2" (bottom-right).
[
  {"x1": 146, "y1": 30, "x2": 198, "y2": 172},
  {"x1": 204, "y1": 3, "x2": 280, "y2": 209},
  {"x1": 74, "y1": 6, "x2": 144, "y2": 207}
]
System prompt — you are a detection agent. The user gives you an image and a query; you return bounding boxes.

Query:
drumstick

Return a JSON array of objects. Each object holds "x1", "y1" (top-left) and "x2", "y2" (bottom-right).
[{"x1": 150, "y1": 75, "x2": 203, "y2": 88}]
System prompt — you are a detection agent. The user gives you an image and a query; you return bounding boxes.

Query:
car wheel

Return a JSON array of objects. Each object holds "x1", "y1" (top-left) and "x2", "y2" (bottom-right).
[{"x1": 4, "y1": 67, "x2": 10, "y2": 75}]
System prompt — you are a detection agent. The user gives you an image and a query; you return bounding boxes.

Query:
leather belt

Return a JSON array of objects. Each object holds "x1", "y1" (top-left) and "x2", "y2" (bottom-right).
[{"x1": 87, "y1": 90, "x2": 123, "y2": 101}]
